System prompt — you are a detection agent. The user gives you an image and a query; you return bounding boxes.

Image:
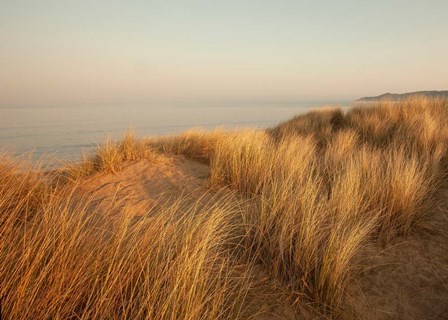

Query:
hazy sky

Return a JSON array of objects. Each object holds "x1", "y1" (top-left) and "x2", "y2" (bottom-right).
[{"x1": 1, "y1": 0, "x2": 447, "y2": 106}]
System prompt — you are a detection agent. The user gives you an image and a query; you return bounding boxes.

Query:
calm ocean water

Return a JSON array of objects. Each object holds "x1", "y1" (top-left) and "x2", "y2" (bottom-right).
[{"x1": 1, "y1": 100, "x2": 353, "y2": 163}]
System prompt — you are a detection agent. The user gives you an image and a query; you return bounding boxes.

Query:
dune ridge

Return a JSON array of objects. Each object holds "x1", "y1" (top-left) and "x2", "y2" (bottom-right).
[{"x1": 1, "y1": 97, "x2": 448, "y2": 319}]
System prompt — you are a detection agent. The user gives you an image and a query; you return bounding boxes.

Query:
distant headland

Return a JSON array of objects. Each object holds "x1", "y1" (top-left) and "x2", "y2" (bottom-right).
[{"x1": 358, "y1": 90, "x2": 448, "y2": 101}]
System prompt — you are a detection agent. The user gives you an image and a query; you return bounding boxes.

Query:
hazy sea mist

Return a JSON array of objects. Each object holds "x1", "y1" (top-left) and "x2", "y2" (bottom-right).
[{"x1": 1, "y1": 100, "x2": 352, "y2": 163}]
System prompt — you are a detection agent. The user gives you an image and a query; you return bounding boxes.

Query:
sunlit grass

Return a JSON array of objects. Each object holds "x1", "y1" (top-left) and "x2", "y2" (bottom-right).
[{"x1": 1, "y1": 97, "x2": 447, "y2": 318}]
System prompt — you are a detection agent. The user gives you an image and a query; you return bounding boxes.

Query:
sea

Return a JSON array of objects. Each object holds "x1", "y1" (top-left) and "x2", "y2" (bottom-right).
[{"x1": 0, "y1": 100, "x2": 353, "y2": 164}]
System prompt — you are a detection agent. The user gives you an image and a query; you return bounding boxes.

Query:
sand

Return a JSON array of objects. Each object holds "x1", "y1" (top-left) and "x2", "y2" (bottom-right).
[
  {"x1": 78, "y1": 154, "x2": 211, "y2": 222},
  {"x1": 349, "y1": 195, "x2": 448, "y2": 319}
]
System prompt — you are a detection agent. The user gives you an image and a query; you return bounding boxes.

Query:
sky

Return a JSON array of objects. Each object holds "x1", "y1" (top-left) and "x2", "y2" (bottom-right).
[{"x1": 1, "y1": 0, "x2": 447, "y2": 107}]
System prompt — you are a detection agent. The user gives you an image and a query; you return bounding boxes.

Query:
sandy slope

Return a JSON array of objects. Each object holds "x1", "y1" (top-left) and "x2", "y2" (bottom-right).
[
  {"x1": 78, "y1": 155, "x2": 211, "y2": 222},
  {"x1": 77, "y1": 154, "x2": 448, "y2": 319},
  {"x1": 349, "y1": 195, "x2": 448, "y2": 319}
]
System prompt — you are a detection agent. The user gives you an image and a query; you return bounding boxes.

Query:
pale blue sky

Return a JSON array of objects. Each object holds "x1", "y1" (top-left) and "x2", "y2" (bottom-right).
[{"x1": 1, "y1": 0, "x2": 447, "y2": 106}]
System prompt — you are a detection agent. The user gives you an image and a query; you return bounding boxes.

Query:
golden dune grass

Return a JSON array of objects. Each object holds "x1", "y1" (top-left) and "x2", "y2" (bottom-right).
[
  {"x1": 150, "y1": 128, "x2": 226, "y2": 164},
  {"x1": 60, "y1": 132, "x2": 158, "y2": 181},
  {"x1": 1, "y1": 97, "x2": 447, "y2": 319},
  {"x1": 0, "y1": 156, "x2": 282, "y2": 319}
]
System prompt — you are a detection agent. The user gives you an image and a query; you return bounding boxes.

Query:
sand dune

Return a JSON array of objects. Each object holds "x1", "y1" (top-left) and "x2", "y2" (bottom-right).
[{"x1": 2, "y1": 98, "x2": 448, "y2": 319}]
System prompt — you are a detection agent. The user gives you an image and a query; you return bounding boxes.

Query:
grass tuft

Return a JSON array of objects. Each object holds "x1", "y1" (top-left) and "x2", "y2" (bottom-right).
[{"x1": 60, "y1": 131, "x2": 157, "y2": 181}]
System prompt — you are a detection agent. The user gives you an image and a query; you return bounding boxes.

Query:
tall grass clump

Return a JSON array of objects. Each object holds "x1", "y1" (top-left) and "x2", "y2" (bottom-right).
[
  {"x1": 61, "y1": 131, "x2": 157, "y2": 181},
  {"x1": 271, "y1": 97, "x2": 448, "y2": 178},
  {"x1": 150, "y1": 128, "x2": 225, "y2": 164},
  {"x1": 268, "y1": 108, "x2": 344, "y2": 146},
  {"x1": 0, "y1": 156, "x2": 284, "y2": 319},
  {"x1": 210, "y1": 132, "x2": 376, "y2": 311},
  {"x1": 207, "y1": 97, "x2": 448, "y2": 312},
  {"x1": 0, "y1": 155, "x2": 51, "y2": 220}
]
